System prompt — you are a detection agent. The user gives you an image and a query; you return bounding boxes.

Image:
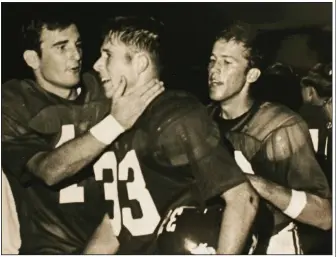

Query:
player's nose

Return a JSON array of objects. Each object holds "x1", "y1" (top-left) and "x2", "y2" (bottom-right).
[{"x1": 93, "y1": 58, "x2": 102, "y2": 73}]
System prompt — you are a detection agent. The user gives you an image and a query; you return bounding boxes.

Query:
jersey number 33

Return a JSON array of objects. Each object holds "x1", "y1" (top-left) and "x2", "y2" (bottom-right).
[{"x1": 56, "y1": 125, "x2": 161, "y2": 236}]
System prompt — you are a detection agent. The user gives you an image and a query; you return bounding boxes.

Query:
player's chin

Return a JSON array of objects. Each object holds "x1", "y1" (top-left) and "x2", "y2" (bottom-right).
[
  {"x1": 64, "y1": 75, "x2": 81, "y2": 87},
  {"x1": 104, "y1": 88, "x2": 114, "y2": 99},
  {"x1": 209, "y1": 90, "x2": 224, "y2": 102},
  {"x1": 59, "y1": 80, "x2": 80, "y2": 89}
]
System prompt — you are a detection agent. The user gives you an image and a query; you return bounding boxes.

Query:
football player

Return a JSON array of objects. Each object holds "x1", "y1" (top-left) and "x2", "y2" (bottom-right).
[
  {"x1": 207, "y1": 21, "x2": 332, "y2": 254},
  {"x1": 1, "y1": 14, "x2": 163, "y2": 254},
  {"x1": 299, "y1": 62, "x2": 333, "y2": 254},
  {"x1": 92, "y1": 16, "x2": 259, "y2": 254},
  {"x1": 300, "y1": 62, "x2": 332, "y2": 182}
]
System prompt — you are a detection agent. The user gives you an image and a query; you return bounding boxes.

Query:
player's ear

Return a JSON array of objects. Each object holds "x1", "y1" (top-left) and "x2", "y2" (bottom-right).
[
  {"x1": 308, "y1": 86, "x2": 320, "y2": 103},
  {"x1": 23, "y1": 50, "x2": 40, "y2": 70},
  {"x1": 246, "y1": 68, "x2": 261, "y2": 84},
  {"x1": 133, "y1": 52, "x2": 149, "y2": 76}
]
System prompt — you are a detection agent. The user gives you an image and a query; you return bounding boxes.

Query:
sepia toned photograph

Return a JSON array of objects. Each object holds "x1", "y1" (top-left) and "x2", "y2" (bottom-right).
[{"x1": 1, "y1": 1, "x2": 333, "y2": 255}]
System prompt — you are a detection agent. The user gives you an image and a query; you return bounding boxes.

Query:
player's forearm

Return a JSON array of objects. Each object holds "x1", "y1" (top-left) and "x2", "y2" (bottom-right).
[
  {"x1": 27, "y1": 115, "x2": 125, "y2": 186},
  {"x1": 247, "y1": 174, "x2": 332, "y2": 230},
  {"x1": 27, "y1": 132, "x2": 108, "y2": 186},
  {"x1": 83, "y1": 214, "x2": 119, "y2": 254},
  {"x1": 217, "y1": 182, "x2": 259, "y2": 254}
]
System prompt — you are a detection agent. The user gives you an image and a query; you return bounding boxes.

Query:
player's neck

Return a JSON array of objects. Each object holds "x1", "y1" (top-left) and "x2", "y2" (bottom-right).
[
  {"x1": 145, "y1": 68, "x2": 159, "y2": 82},
  {"x1": 138, "y1": 71, "x2": 161, "y2": 94},
  {"x1": 36, "y1": 77, "x2": 78, "y2": 100},
  {"x1": 219, "y1": 93, "x2": 254, "y2": 120},
  {"x1": 321, "y1": 97, "x2": 332, "y2": 122}
]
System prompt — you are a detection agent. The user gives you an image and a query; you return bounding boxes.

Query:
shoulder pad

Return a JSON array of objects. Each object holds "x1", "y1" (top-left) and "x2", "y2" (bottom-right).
[
  {"x1": 241, "y1": 102, "x2": 304, "y2": 141},
  {"x1": 141, "y1": 90, "x2": 220, "y2": 166},
  {"x1": 2, "y1": 79, "x2": 32, "y2": 99},
  {"x1": 2, "y1": 79, "x2": 39, "y2": 121},
  {"x1": 144, "y1": 90, "x2": 204, "y2": 135}
]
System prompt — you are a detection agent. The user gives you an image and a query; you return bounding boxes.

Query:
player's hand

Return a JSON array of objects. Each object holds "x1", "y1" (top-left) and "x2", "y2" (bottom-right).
[{"x1": 110, "y1": 76, "x2": 164, "y2": 130}]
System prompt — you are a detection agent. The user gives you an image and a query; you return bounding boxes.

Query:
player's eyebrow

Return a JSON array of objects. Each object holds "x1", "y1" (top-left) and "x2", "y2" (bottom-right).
[
  {"x1": 52, "y1": 40, "x2": 69, "y2": 47},
  {"x1": 102, "y1": 48, "x2": 112, "y2": 54},
  {"x1": 220, "y1": 54, "x2": 238, "y2": 62}
]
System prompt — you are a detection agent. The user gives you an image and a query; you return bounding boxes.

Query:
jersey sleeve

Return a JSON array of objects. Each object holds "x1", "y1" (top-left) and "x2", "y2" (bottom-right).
[
  {"x1": 257, "y1": 119, "x2": 331, "y2": 199},
  {"x1": 2, "y1": 112, "x2": 53, "y2": 184},
  {"x1": 156, "y1": 101, "x2": 247, "y2": 200}
]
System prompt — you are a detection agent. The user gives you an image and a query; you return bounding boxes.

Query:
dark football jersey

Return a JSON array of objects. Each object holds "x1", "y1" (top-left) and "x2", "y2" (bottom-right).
[
  {"x1": 1, "y1": 72, "x2": 110, "y2": 254},
  {"x1": 299, "y1": 104, "x2": 332, "y2": 186},
  {"x1": 297, "y1": 104, "x2": 332, "y2": 254},
  {"x1": 97, "y1": 91, "x2": 247, "y2": 254},
  {"x1": 208, "y1": 102, "x2": 331, "y2": 237}
]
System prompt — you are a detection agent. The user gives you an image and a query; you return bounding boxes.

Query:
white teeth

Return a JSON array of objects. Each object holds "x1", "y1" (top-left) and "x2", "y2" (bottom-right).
[{"x1": 101, "y1": 78, "x2": 110, "y2": 83}]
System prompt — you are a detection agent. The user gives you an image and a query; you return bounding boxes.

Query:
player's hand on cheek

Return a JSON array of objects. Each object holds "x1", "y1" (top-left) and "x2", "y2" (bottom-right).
[{"x1": 110, "y1": 76, "x2": 164, "y2": 130}]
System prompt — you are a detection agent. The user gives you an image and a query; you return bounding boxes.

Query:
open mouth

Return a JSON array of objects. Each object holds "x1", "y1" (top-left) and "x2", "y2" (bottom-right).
[
  {"x1": 70, "y1": 66, "x2": 80, "y2": 73},
  {"x1": 101, "y1": 78, "x2": 110, "y2": 83},
  {"x1": 210, "y1": 80, "x2": 223, "y2": 87}
]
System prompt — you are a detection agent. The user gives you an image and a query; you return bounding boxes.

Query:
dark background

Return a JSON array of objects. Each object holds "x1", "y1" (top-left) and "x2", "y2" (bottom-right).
[
  {"x1": 0, "y1": 3, "x2": 334, "y2": 254},
  {"x1": 1, "y1": 2, "x2": 333, "y2": 103}
]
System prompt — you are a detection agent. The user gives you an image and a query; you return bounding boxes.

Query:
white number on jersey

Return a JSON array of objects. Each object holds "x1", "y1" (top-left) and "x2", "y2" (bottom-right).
[
  {"x1": 57, "y1": 125, "x2": 84, "y2": 203},
  {"x1": 233, "y1": 127, "x2": 323, "y2": 176},
  {"x1": 119, "y1": 150, "x2": 160, "y2": 236},
  {"x1": 165, "y1": 206, "x2": 185, "y2": 232},
  {"x1": 93, "y1": 150, "x2": 160, "y2": 236},
  {"x1": 57, "y1": 125, "x2": 160, "y2": 236},
  {"x1": 234, "y1": 151, "x2": 255, "y2": 175},
  {"x1": 309, "y1": 129, "x2": 328, "y2": 155},
  {"x1": 93, "y1": 151, "x2": 122, "y2": 235},
  {"x1": 309, "y1": 129, "x2": 319, "y2": 153}
]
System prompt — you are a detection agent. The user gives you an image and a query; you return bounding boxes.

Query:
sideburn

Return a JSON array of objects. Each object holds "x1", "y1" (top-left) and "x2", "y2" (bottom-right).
[{"x1": 124, "y1": 51, "x2": 133, "y2": 63}]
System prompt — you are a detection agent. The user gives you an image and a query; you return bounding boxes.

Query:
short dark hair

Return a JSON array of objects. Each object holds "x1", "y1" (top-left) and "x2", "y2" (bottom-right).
[
  {"x1": 215, "y1": 21, "x2": 264, "y2": 70},
  {"x1": 21, "y1": 14, "x2": 76, "y2": 56},
  {"x1": 301, "y1": 62, "x2": 332, "y2": 98},
  {"x1": 102, "y1": 16, "x2": 163, "y2": 73},
  {"x1": 252, "y1": 62, "x2": 302, "y2": 111}
]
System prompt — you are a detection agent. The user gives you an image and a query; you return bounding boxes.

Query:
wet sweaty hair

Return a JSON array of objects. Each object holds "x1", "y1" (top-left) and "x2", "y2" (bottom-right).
[
  {"x1": 214, "y1": 21, "x2": 265, "y2": 71},
  {"x1": 101, "y1": 16, "x2": 163, "y2": 74}
]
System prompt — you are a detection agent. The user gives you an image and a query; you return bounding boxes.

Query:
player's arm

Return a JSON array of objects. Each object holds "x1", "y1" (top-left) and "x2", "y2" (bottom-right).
[
  {"x1": 247, "y1": 174, "x2": 331, "y2": 230},
  {"x1": 188, "y1": 138, "x2": 259, "y2": 254},
  {"x1": 218, "y1": 181, "x2": 259, "y2": 254},
  {"x1": 26, "y1": 129, "x2": 117, "y2": 186},
  {"x1": 83, "y1": 214, "x2": 119, "y2": 254},
  {"x1": 21, "y1": 80, "x2": 163, "y2": 186},
  {"x1": 247, "y1": 122, "x2": 332, "y2": 230},
  {"x1": 163, "y1": 102, "x2": 258, "y2": 254}
]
